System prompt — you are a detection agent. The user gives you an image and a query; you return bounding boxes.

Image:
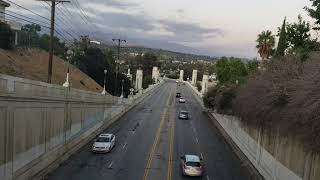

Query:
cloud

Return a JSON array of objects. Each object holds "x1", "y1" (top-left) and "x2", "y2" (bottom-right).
[
  {"x1": 93, "y1": 12, "x2": 155, "y2": 31},
  {"x1": 81, "y1": 0, "x2": 137, "y2": 9},
  {"x1": 158, "y1": 20, "x2": 223, "y2": 42},
  {"x1": 176, "y1": 9, "x2": 184, "y2": 14},
  {"x1": 8, "y1": 0, "x2": 228, "y2": 56}
]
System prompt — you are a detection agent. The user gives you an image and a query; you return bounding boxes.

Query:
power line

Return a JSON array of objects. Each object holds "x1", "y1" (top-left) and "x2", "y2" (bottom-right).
[
  {"x1": 6, "y1": 1, "x2": 75, "y2": 42},
  {"x1": 1, "y1": 11, "x2": 71, "y2": 43},
  {"x1": 68, "y1": 1, "x2": 92, "y2": 36},
  {"x1": 6, "y1": 0, "x2": 50, "y2": 22},
  {"x1": 71, "y1": 0, "x2": 102, "y2": 38},
  {"x1": 41, "y1": 1, "x2": 81, "y2": 39}
]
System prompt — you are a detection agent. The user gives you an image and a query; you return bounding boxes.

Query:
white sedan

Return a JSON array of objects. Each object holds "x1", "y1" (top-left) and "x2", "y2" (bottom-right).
[
  {"x1": 179, "y1": 97, "x2": 186, "y2": 103},
  {"x1": 181, "y1": 155, "x2": 204, "y2": 177},
  {"x1": 92, "y1": 134, "x2": 115, "y2": 153}
]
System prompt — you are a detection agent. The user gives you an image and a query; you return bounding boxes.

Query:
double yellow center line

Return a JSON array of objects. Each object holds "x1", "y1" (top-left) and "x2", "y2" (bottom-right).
[
  {"x1": 167, "y1": 86, "x2": 176, "y2": 180},
  {"x1": 142, "y1": 87, "x2": 174, "y2": 180}
]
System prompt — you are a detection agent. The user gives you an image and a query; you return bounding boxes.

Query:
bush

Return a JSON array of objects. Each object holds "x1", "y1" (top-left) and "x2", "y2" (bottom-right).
[
  {"x1": 203, "y1": 84, "x2": 237, "y2": 115},
  {"x1": 196, "y1": 82, "x2": 202, "y2": 92},
  {"x1": 233, "y1": 53, "x2": 320, "y2": 151},
  {"x1": 203, "y1": 87, "x2": 218, "y2": 109},
  {"x1": 0, "y1": 22, "x2": 15, "y2": 49},
  {"x1": 142, "y1": 75, "x2": 153, "y2": 89},
  {"x1": 167, "y1": 73, "x2": 178, "y2": 79}
]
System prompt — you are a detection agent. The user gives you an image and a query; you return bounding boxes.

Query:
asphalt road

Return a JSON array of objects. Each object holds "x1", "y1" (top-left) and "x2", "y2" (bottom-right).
[{"x1": 48, "y1": 80, "x2": 252, "y2": 180}]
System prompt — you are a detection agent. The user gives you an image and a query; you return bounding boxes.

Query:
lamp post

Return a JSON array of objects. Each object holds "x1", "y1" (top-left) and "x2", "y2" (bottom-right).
[
  {"x1": 120, "y1": 79, "x2": 124, "y2": 98},
  {"x1": 63, "y1": 49, "x2": 73, "y2": 87},
  {"x1": 101, "y1": 69, "x2": 107, "y2": 95}
]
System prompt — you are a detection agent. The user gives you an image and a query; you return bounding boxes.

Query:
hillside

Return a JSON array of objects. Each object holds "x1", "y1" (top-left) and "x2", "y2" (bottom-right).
[
  {"x1": 0, "y1": 48, "x2": 103, "y2": 93},
  {"x1": 101, "y1": 44, "x2": 216, "y2": 62}
]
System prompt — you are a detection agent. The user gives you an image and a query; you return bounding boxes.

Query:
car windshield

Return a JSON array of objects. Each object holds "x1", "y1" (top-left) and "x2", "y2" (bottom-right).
[
  {"x1": 96, "y1": 137, "x2": 110, "y2": 142},
  {"x1": 186, "y1": 162, "x2": 201, "y2": 167},
  {"x1": 181, "y1": 112, "x2": 188, "y2": 115}
]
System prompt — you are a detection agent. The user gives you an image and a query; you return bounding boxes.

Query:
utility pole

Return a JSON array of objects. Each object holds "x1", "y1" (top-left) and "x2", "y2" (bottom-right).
[
  {"x1": 112, "y1": 38, "x2": 126, "y2": 95},
  {"x1": 39, "y1": 0, "x2": 70, "y2": 83}
]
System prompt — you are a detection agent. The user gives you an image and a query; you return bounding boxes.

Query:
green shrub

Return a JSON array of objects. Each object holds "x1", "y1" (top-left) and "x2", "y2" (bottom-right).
[
  {"x1": 218, "y1": 88, "x2": 236, "y2": 114},
  {"x1": 142, "y1": 75, "x2": 153, "y2": 89},
  {"x1": 203, "y1": 84, "x2": 237, "y2": 114},
  {"x1": 196, "y1": 82, "x2": 202, "y2": 92},
  {"x1": 203, "y1": 87, "x2": 218, "y2": 108}
]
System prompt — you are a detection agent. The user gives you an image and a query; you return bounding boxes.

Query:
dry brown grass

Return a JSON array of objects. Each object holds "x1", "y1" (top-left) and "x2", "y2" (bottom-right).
[
  {"x1": 233, "y1": 53, "x2": 320, "y2": 151},
  {"x1": 0, "y1": 48, "x2": 102, "y2": 92}
]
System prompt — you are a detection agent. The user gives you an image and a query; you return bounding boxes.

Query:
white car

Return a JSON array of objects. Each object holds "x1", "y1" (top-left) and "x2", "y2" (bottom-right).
[
  {"x1": 179, "y1": 97, "x2": 186, "y2": 103},
  {"x1": 180, "y1": 155, "x2": 204, "y2": 177},
  {"x1": 179, "y1": 110, "x2": 189, "y2": 120},
  {"x1": 92, "y1": 134, "x2": 115, "y2": 153}
]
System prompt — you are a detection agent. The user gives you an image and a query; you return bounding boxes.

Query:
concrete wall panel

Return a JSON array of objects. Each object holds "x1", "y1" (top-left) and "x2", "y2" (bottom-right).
[
  {"x1": 46, "y1": 107, "x2": 65, "y2": 151},
  {"x1": 0, "y1": 107, "x2": 6, "y2": 179},
  {"x1": 69, "y1": 107, "x2": 82, "y2": 139},
  {"x1": 13, "y1": 107, "x2": 45, "y2": 171},
  {"x1": 0, "y1": 74, "x2": 163, "y2": 180}
]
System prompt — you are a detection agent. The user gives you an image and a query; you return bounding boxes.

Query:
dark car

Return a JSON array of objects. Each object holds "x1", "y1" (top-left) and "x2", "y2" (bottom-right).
[
  {"x1": 176, "y1": 92, "x2": 181, "y2": 98},
  {"x1": 179, "y1": 110, "x2": 189, "y2": 119}
]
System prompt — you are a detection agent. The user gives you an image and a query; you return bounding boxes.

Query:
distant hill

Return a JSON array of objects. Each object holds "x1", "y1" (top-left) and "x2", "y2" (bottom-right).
[
  {"x1": 101, "y1": 43, "x2": 217, "y2": 62},
  {"x1": 0, "y1": 48, "x2": 103, "y2": 93}
]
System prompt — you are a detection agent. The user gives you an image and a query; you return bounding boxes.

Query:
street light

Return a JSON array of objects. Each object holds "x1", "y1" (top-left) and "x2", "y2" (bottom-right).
[
  {"x1": 63, "y1": 49, "x2": 73, "y2": 87},
  {"x1": 120, "y1": 79, "x2": 124, "y2": 98},
  {"x1": 101, "y1": 69, "x2": 107, "y2": 95}
]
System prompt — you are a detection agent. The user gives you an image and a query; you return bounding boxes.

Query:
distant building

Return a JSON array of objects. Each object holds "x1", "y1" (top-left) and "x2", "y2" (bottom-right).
[
  {"x1": 0, "y1": 0, "x2": 10, "y2": 22},
  {"x1": 0, "y1": 0, "x2": 22, "y2": 46}
]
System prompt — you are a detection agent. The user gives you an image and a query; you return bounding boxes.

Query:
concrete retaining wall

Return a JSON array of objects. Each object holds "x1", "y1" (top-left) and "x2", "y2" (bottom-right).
[
  {"x1": 0, "y1": 74, "x2": 162, "y2": 180},
  {"x1": 186, "y1": 81, "x2": 320, "y2": 180}
]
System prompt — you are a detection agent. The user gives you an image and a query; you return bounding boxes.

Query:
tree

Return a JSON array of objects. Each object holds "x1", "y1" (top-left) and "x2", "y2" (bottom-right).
[
  {"x1": 286, "y1": 15, "x2": 311, "y2": 51},
  {"x1": 256, "y1": 30, "x2": 275, "y2": 61},
  {"x1": 71, "y1": 46, "x2": 130, "y2": 96},
  {"x1": 305, "y1": 0, "x2": 320, "y2": 30},
  {"x1": 275, "y1": 18, "x2": 288, "y2": 57},
  {"x1": 216, "y1": 57, "x2": 248, "y2": 85},
  {"x1": 18, "y1": 24, "x2": 41, "y2": 47},
  {"x1": 39, "y1": 34, "x2": 66, "y2": 58},
  {"x1": 247, "y1": 60, "x2": 259, "y2": 74}
]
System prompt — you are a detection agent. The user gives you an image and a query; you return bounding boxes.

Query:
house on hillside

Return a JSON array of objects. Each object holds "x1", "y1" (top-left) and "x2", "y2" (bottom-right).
[
  {"x1": 0, "y1": 0, "x2": 21, "y2": 46},
  {"x1": 0, "y1": 0, "x2": 9, "y2": 21}
]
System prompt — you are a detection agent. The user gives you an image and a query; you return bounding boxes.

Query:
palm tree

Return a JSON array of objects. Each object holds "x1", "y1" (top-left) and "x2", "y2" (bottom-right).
[{"x1": 256, "y1": 30, "x2": 275, "y2": 61}]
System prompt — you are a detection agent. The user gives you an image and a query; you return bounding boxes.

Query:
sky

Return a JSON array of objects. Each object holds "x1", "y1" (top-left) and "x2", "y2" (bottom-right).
[{"x1": 7, "y1": 0, "x2": 313, "y2": 58}]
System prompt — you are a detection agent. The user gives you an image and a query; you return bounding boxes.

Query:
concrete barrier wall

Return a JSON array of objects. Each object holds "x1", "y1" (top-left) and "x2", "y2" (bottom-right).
[
  {"x1": 0, "y1": 74, "x2": 162, "y2": 180},
  {"x1": 186, "y1": 81, "x2": 320, "y2": 180}
]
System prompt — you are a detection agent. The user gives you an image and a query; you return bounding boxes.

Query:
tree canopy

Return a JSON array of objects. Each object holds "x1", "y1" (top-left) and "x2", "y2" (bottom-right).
[
  {"x1": 256, "y1": 30, "x2": 275, "y2": 61},
  {"x1": 216, "y1": 57, "x2": 248, "y2": 85},
  {"x1": 275, "y1": 18, "x2": 288, "y2": 57}
]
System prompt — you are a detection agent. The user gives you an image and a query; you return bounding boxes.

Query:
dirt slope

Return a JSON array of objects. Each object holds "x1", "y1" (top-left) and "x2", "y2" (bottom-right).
[{"x1": 0, "y1": 48, "x2": 103, "y2": 93}]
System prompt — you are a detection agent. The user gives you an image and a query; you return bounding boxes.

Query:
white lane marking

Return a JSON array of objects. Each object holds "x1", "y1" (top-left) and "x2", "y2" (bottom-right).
[
  {"x1": 200, "y1": 153, "x2": 204, "y2": 160},
  {"x1": 195, "y1": 137, "x2": 199, "y2": 144},
  {"x1": 206, "y1": 175, "x2": 210, "y2": 180},
  {"x1": 108, "y1": 161, "x2": 114, "y2": 169},
  {"x1": 122, "y1": 142, "x2": 127, "y2": 149}
]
